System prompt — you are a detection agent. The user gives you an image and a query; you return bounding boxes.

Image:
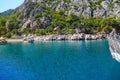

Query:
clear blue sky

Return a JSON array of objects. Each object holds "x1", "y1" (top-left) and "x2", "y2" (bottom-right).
[{"x1": 0, "y1": 0, "x2": 24, "y2": 12}]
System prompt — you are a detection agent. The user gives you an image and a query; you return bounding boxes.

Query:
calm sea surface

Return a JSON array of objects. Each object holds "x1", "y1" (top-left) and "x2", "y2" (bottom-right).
[{"x1": 0, "y1": 40, "x2": 120, "y2": 80}]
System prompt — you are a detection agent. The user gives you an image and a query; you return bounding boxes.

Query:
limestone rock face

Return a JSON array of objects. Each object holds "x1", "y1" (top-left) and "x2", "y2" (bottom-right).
[
  {"x1": 82, "y1": 7, "x2": 92, "y2": 17},
  {"x1": 93, "y1": 8, "x2": 106, "y2": 17},
  {"x1": 22, "y1": 19, "x2": 32, "y2": 28},
  {"x1": 31, "y1": 21, "x2": 38, "y2": 29},
  {"x1": 18, "y1": 0, "x2": 120, "y2": 18}
]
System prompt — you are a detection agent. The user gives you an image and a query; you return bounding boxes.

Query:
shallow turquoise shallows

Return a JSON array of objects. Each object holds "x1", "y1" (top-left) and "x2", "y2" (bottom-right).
[{"x1": 0, "y1": 40, "x2": 120, "y2": 80}]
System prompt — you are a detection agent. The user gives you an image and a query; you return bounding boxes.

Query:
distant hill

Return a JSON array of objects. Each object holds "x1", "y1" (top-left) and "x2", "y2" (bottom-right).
[{"x1": 0, "y1": 9, "x2": 14, "y2": 16}]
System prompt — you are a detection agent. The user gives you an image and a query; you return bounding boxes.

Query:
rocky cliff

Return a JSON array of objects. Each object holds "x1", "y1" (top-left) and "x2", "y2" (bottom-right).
[{"x1": 18, "y1": 0, "x2": 120, "y2": 17}]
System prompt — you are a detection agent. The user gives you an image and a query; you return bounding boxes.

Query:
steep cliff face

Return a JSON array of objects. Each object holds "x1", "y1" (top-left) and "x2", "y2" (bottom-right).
[
  {"x1": 13, "y1": 0, "x2": 120, "y2": 29},
  {"x1": 18, "y1": 0, "x2": 120, "y2": 17}
]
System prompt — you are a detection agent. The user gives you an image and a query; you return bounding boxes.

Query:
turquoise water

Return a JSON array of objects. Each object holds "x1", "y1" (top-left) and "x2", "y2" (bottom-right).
[{"x1": 0, "y1": 40, "x2": 120, "y2": 80}]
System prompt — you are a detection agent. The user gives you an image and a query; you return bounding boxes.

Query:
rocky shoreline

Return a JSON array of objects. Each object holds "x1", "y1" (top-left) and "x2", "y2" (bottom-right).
[
  {"x1": 34, "y1": 33, "x2": 107, "y2": 41},
  {"x1": 7, "y1": 33, "x2": 107, "y2": 43}
]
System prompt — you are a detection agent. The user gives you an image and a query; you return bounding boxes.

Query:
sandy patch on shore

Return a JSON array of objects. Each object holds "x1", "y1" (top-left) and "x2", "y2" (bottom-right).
[{"x1": 7, "y1": 39, "x2": 23, "y2": 43}]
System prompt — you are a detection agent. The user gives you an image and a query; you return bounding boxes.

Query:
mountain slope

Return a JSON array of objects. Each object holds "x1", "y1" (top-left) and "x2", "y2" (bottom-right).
[
  {"x1": 18, "y1": 0, "x2": 120, "y2": 18},
  {"x1": 17, "y1": 0, "x2": 120, "y2": 30},
  {"x1": 0, "y1": 0, "x2": 120, "y2": 37},
  {"x1": 0, "y1": 9, "x2": 14, "y2": 16}
]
